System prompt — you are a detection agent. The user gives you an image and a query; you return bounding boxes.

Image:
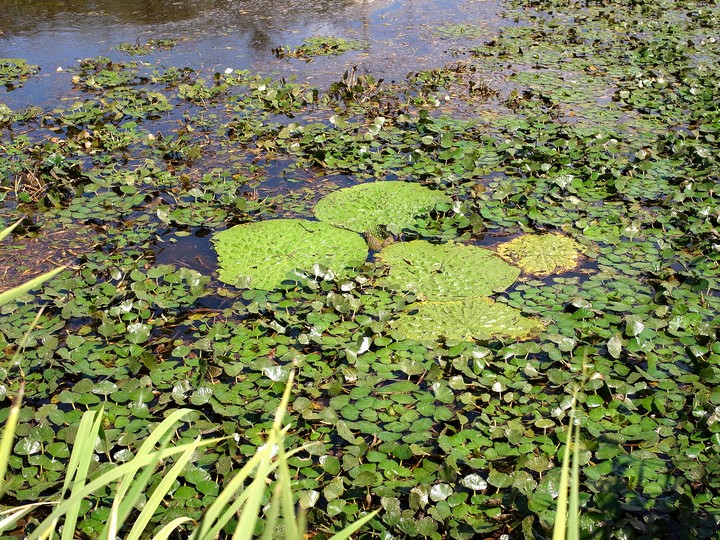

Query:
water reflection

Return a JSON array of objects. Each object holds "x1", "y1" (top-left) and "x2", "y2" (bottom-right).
[
  {"x1": 0, "y1": 0, "x2": 372, "y2": 73},
  {"x1": 1, "y1": 0, "x2": 361, "y2": 37},
  {"x1": 1, "y1": 0, "x2": 505, "y2": 106}
]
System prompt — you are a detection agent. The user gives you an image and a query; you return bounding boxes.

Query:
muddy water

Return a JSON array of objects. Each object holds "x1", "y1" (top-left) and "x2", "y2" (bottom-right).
[{"x1": 1, "y1": 0, "x2": 506, "y2": 105}]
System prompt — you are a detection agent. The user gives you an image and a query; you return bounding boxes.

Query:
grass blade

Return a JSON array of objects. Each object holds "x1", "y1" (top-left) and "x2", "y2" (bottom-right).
[
  {"x1": 552, "y1": 404, "x2": 575, "y2": 540},
  {"x1": 231, "y1": 441, "x2": 275, "y2": 540},
  {"x1": 198, "y1": 373, "x2": 297, "y2": 540},
  {"x1": 192, "y1": 448, "x2": 272, "y2": 539},
  {"x1": 27, "y1": 438, "x2": 223, "y2": 540},
  {"x1": 259, "y1": 482, "x2": 282, "y2": 540},
  {"x1": 0, "y1": 386, "x2": 23, "y2": 496},
  {"x1": 151, "y1": 516, "x2": 194, "y2": 540},
  {"x1": 232, "y1": 371, "x2": 298, "y2": 540},
  {"x1": 126, "y1": 438, "x2": 204, "y2": 540},
  {"x1": 568, "y1": 421, "x2": 581, "y2": 540},
  {"x1": 0, "y1": 502, "x2": 45, "y2": 532},
  {"x1": 0, "y1": 266, "x2": 65, "y2": 307},
  {"x1": 59, "y1": 409, "x2": 105, "y2": 540},
  {"x1": 101, "y1": 408, "x2": 195, "y2": 535},
  {"x1": 277, "y1": 443, "x2": 302, "y2": 540},
  {"x1": 326, "y1": 509, "x2": 380, "y2": 540},
  {"x1": 0, "y1": 218, "x2": 23, "y2": 243}
]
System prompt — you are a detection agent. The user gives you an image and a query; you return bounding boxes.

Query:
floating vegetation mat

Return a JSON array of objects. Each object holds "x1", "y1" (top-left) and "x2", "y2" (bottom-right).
[{"x1": 1, "y1": 0, "x2": 720, "y2": 537}]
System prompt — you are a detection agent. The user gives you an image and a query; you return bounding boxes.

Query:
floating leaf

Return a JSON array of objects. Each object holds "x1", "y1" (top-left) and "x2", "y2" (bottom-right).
[
  {"x1": 429, "y1": 483, "x2": 453, "y2": 501},
  {"x1": 323, "y1": 477, "x2": 345, "y2": 501},
  {"x1": 377, "y1": 240, "x2": 519, "y2": 300},
  {"x1": 320, "y1": 455, "x2": 341, "y2": 475},
  {"x1": 212, "y1": 219, "x2": 367, "y2": 290},
  {"x1": 393, "y1": 297, "x2": 544, "y2": 343},
  {"x1": 625, "y1": 315, "x2": 645, "y2": 337},
  {"x1": 126, "y1": 322, "x2": 151, "y2": 344},
  {"x1": 299, "y1": 490, "x2": 320, "y2": 509},
  {"x1": 487, "y1": 470, "x2": 514, "y2": 488},
  {"x1": 607, "y1": 334, "x2": 623, "y2": 359},
  {"x1": 326, "y1": 499, "x2": 347, "y2": 517},
  {"x1": 460, "y1": 474, "x2": 488, "y2": 491},
  {"x1": 190, "y1": 387, "x2": 213, "y2": 406},
  {"x1": 496, "y1": 233, "x2": 582, "y2": 276},
  {"x1": 314, "y1": 181, "x2": 450, "y2": 233}
]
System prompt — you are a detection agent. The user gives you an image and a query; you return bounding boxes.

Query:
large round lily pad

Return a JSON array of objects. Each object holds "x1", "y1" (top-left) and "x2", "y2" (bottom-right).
[
  {"x1": 313, "y1": 181, "x2": 451, "y2": 233},
  {"x1": 497, "y1": 233, "x2": 582, "y2": 276},
  {"x1": 393, "y1": 297, "x2": 544, "y2": 343},
  {"x1": 212, "y1": 219, "x2": 368, "y2": 290},
  {"x1": 377, "y1": 240, "x2": 520, "y2": 300}
]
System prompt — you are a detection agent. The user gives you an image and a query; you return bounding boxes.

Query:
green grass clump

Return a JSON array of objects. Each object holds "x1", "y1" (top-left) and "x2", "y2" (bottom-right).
[{"x1": 0, "y1": 371, "x2": 377, "y2": 539}]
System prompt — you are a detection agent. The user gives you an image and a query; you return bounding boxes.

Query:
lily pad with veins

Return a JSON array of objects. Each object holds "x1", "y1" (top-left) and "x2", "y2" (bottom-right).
[
  {"x1": 212, "y1": 219, "x2": 368, "y2": 290},
  {"x1": 393, "y1": 297, "x2": 544, "y2": 343},
  {"x1": 497, "y1": 233, "x2": 582, "y2": 276},
  {"x1": 377, "y1": 240, "x2": 520, "y2": 300},
  {"x1": 314, "y1": 181, "x2": 451, "y2": 234}
]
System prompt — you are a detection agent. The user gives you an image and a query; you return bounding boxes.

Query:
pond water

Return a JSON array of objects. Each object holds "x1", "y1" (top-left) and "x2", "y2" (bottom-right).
[{"x1": 1, "y1": 0, "x2": 506, "y2": 106}]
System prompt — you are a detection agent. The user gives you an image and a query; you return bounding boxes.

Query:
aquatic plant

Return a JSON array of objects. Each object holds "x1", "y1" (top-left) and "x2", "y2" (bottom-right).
[
  {"x1": 0, "y1": 373, "x2": 378, "y2": 539},
  {"x1": 273, "y1": 36, "x2": 367, "y2": 61},
  {"x1": 393, "y1": 296, "x2": 544, "y2": 342},
  {"x1": 212, "y1": 218, "x2": 368, "y2": 290},
  {"x1": 314, "y1": 181, "x2": 451, "y2": 234},
  {"x1": 377, "y1": 240, "x2": 519, "y2": 300},
  {"x1": 497, "y1": 233, "x2": 583, "y2": 276}
]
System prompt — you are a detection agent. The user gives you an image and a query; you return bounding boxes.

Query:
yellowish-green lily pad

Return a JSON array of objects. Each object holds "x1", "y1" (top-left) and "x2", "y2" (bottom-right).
[
  {"x1": 212, "y1": 219, "x2": 368, "y2": 290},
  {"x1": 377, "y1": 240, "x2": 520, "y2": 300},
  {"x1": 393, "y1": 297, "x2": 544, "y2": 343},
  {"x1": 497, "y1": 233, "x2": 582, "y2": 276},
  {"x1": 314, "y1": 181, "x2": 450, "y2": 234}
]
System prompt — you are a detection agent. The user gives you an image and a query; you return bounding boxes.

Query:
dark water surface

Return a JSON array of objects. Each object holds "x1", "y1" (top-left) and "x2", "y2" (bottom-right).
[{"x1": 1, "y1": 0, "x2": 505, "y2": 106}]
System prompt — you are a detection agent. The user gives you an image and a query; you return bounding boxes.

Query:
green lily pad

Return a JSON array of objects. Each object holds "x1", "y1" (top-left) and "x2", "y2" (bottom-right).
[
  {"x1": 212, "y1": 219, "x2": 367, "y2": 290},
  {"x1": 496, "y1": 233, "x2": 583, "y2": 276},
  {"x1": 377, "y1": 240, "x2": 520, "y2": 300},
  {"x1": 314, "y1": 181, "x2": 451, "y2": 234},
  {"x1": 393, "y1": 297, "x2": 544, "y2": 343}
]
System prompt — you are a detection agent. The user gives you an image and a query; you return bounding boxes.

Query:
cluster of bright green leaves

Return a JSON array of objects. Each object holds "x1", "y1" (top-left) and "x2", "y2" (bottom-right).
[
  {"x1": 497, "y1": 233, "x2": 582, "y2": 276},
  {"x1": 274, "y1": 36, "x2": 367, "y2": 60},
  {"x1": 378, "y1": 241, "x2": 519, "y2": 300},
  {"x1": 115, "y1": 38, "x2": 178, "y2": 56},
  {"x1": 377, "y1": 238, "x2": 552, "y2": 342},
  {"x1": 392, "y1": 297, "x2": 544, "y2": 342},
  {"x1": 0, "y1": 58, "x2": 38, "y2": 88},
  {"x1": 212, "y1": 182, "x2": 454, "y2": 291}
]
